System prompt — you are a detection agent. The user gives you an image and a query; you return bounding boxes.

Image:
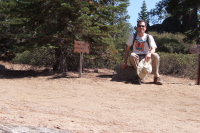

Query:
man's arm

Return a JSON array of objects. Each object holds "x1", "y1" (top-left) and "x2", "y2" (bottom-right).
[
  {"x1": 121, "y1": 45, "x2": 131, "y2": 69},
  {"x1": 145, "y1": 47, "x2": 156, "y2": 62}
]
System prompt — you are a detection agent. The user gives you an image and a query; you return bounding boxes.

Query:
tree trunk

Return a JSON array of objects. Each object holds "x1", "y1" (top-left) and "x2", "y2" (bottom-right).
[
  {"x1": 53, "y1": 47, "x2": 68, "y2": 73},
  {"x1": 182, "y1": 7, "x2": 198, "y2": 32}
]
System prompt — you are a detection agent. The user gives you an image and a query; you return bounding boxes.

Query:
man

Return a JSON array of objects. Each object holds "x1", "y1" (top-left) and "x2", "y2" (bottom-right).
[{"x1": 121, "y1": 20, "x2": 162, "y2": 85}]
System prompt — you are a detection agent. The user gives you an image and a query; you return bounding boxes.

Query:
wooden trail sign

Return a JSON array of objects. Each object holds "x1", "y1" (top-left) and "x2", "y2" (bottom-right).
[
  {"x1": 190, "y1": 47, "x2": 200, "y2": 54},
  {"x1": 190, "y1": 46, "x2": 200, "y2": 85},
  {"x1": 74, "y1": 40, "x2": 90, "y2": 78},
  {"x1": 74, "y1": 40, "x2": 90, "y2": 54}
]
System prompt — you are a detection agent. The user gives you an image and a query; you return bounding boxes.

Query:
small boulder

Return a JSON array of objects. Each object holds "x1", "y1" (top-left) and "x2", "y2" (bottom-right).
[{"x1": 112, "y1": 65, "x2": 137, "y2": 81}]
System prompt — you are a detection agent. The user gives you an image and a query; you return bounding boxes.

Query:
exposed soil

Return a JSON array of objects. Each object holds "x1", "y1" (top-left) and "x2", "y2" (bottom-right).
[{"x1": 0, "y1": 61, "x2": 200, "y2": 133}]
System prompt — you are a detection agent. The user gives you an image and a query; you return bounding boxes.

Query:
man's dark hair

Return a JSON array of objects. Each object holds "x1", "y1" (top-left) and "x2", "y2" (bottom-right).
[{"x1": 137, "y1": 20, "x2": 147, "y2": 26}]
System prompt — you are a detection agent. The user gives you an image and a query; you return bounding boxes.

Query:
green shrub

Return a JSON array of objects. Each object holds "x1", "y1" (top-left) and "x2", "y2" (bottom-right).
[
  {"x1": 12, "y1": 48, "x2": 55, "y2": 67},
  {"x1": 150, "y1": 32, "x2": 195, "y2": 54},
  {"x1": 83, "y1": 51, "x2": 122, "y2": 69},
  {"x1": 159, "y1": 52, "x2": 198, "y2": 79}
]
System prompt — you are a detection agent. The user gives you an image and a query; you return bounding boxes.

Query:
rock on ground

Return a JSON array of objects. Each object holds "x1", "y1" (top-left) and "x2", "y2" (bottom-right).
[
  {"x1": 112, "y1": 65, "x2": 137, "y2": 81},
  {"x1": 0, "y1": 124, "x2": 73, "y2": 133}
]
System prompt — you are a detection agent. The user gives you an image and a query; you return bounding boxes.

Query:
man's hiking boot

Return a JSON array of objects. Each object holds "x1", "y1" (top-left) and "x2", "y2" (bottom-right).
[{"x1": 154, "y1": 77, "x2": 163, "y2": 85}]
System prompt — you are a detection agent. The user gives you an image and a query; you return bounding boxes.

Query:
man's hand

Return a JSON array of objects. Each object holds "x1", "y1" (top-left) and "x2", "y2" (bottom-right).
[
  {"x1": 146, "y1": 47, "x2": 156, "y2": 62},
  {"x1": 121, "y1": 63, "x2": 127, "y2": 69},
  {"x1": 145, "y1": 53, "x2": 151, "y2": 62}
]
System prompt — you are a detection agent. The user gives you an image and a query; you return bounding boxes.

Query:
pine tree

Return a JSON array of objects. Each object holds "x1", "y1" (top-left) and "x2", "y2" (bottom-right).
[
  {"x1": 0, "y1": 0, "x2": 130, "y2": 72},
  {"x1": 149, "y1": 0, "x2": 169, "y2": 25},
  {"x1": 166, "y1": 0, "x2": 199, "y2": 31},
  {"x1": 137, "y1": 0, "x2": 149, "y2": 24},
  {"x1": 0, "y1": 0, "x2": 19, "y2": 55},
  {"x1": 150, "y1": 0, "x2": 199, "y2": 43}
]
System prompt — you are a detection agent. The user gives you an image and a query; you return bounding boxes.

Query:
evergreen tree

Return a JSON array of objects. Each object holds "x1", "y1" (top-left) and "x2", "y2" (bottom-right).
[
  {"x1": 149, "y1": 0, "x2": 170, "y2": 25},
  {"x1": 0, "y1": 0, "x2": 19, "y2": 55},
  {"x1": 150, "y1": 0, "x2": 199, "y2": 43},
  {"x1": 137, "y1": 0, "x2": 149, "y2": 24},
  {"x1": 0, "y1": 0, "x2": 130, "y2": 72},
  {"x1": 166, "y1": 0, "x2": 199, "y2": 31}
]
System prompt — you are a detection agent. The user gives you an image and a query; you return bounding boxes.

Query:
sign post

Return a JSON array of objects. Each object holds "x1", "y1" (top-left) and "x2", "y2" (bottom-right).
[
  {"x1": 79, "y1": 52, "x2": 83, "y2": 78},
  {"x1": 190, "y1": 46, "x2": 200, "y2": 85},
  {"x1": 74, "y1": 40, "x2": 90, "y2": 78},
  {"x1": 197, "y1": 54, "x2": 200, "y2": 85}
]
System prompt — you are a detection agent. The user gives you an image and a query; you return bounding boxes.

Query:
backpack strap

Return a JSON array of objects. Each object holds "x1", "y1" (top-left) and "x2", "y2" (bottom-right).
[
  {"x1": 130, "y1": 33, "x2": 137, "y2": 50},
  {"x1": 146, "y1": 34, "x2": 150, "y2": 48},
  {"x1": 133, "y1": 33, "x2": 137, "y2": 45}
]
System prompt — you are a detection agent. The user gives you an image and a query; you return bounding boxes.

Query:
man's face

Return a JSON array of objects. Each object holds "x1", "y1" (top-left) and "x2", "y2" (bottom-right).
[{"x1": 137, "y1": 22, "x2": 146, "y2": 33}]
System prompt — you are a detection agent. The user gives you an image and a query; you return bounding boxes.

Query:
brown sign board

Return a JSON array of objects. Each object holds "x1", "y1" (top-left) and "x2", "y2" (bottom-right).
[
  {"x1": 74, "y1": 40, "x2": 90, "y2": 54},
  {"x1": 190, "y1": 47, "x2": 200, "y2": 54}
]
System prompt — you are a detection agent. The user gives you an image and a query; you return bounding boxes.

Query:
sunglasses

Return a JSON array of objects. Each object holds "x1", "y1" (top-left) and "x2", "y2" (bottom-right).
[{"x1": 137, "y1": 25, "x2": 145, "y2": 28}]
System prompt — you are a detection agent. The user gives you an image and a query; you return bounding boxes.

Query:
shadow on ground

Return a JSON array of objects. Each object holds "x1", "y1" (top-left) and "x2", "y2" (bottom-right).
[
  {"x1": 0, "y1": 64, "x2": 80, "y2": 79},
  {"x1": 0, "y1": 69, "x2": 53, "y2": 79}
]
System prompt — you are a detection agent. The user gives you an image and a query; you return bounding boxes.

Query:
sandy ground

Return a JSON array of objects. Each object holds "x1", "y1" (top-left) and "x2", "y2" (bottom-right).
[{"x1": 0, "y1": 61, "x2": 200, "y2": 133}]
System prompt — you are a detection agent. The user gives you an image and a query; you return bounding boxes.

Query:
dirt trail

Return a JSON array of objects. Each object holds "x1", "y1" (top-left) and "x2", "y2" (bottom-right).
[{"x1": 0, "y1": 61, "x2": 200, "y2": 133}]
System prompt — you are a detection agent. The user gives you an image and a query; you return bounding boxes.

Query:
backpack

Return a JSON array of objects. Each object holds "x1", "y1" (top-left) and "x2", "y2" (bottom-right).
[{"x1": 131, "y1": 33, "x2": 150, "y2": 50}]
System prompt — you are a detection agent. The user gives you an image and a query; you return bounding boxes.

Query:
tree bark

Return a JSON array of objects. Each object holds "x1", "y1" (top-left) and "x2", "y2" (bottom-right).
[
  {"x1": 53, "y1": 47, "x2": 68, "y2": 73},
  {"x1": 182, "y1": 7, "x2": 198, "y2": 32}
]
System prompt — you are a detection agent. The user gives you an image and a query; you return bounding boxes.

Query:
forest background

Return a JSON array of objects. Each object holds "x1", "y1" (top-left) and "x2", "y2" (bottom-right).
[{"x1": 0, "y1": 0, "x2": 199, "y2": 79}]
